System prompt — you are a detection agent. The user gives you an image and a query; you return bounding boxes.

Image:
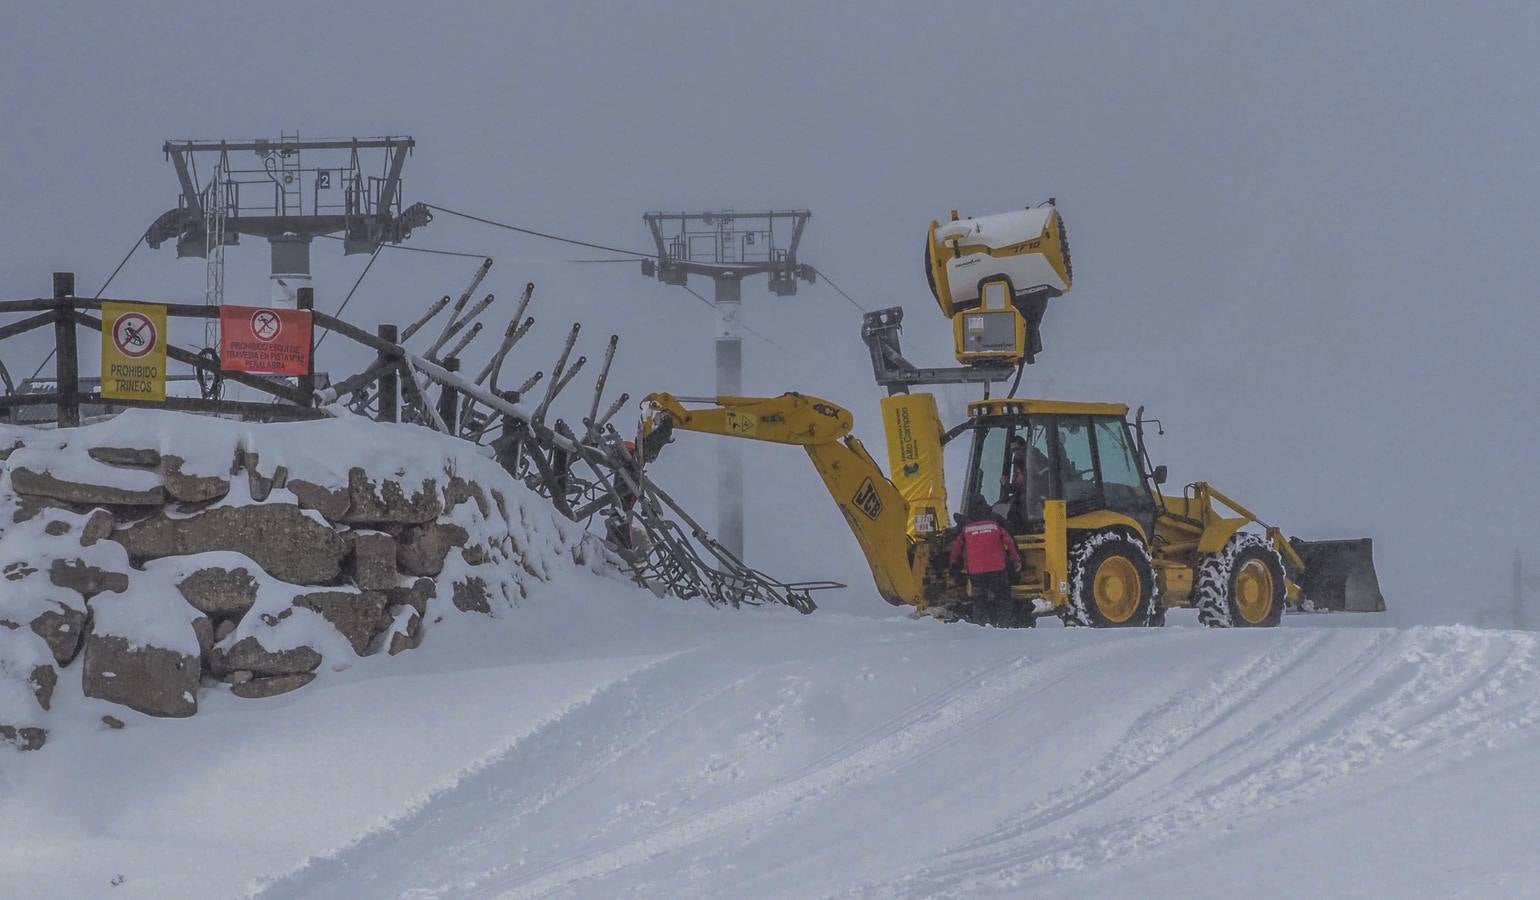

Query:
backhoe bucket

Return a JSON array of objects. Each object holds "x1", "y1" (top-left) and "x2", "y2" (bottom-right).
[{"x1": 1289, "y1": 538, "x2": 1386, "y2": 612}]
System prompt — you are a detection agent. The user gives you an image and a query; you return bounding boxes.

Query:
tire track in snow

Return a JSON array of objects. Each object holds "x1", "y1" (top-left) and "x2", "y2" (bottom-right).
[
  {"x1": 246, "y1": 650, "x2": 693, "y2": 900},
  {"x1": 936, "y1": 629, "x2": 1334, "y2": 861},
  {"x1": 873, "y1": 627, "x2": 1540, "y2": 898},
  {"x1": 481, "y1": 635, "x2": 1156, "y2": 900}
]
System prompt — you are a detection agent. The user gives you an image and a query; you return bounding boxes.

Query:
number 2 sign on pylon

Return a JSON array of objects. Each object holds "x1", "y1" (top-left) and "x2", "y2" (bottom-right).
[
  {"x1": 101, "y1": 302, "x2": 167, "y2": 401},
  {"x1": 219, "y1": 305, "x2": 313, "y2": 375}
]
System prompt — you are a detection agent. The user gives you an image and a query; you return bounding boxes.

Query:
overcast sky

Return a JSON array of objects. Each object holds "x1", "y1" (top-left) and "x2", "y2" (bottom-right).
[{"x1": 3, "y1": 2, "x2": 1537, "y2": 623}]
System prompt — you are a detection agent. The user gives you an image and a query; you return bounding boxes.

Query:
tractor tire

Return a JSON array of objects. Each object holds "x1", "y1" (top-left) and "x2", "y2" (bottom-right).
[
  {"x1": 1062, "y1": 531, "x2": 1157, "y2": 628},
  {"x1": 1195, "y1": 532, "x2": 1286, "y2": 628}
]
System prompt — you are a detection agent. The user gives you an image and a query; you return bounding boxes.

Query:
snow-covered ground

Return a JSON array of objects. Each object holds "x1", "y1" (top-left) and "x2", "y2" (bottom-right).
[{"x1": 3, "y1": 558, "x2": 1536, "y2": 898}]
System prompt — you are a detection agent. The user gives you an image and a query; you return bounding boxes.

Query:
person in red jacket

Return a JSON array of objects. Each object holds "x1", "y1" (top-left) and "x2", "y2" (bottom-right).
[{"x1": 949, "y1": 493, "x2": 1023, "y2": 625}]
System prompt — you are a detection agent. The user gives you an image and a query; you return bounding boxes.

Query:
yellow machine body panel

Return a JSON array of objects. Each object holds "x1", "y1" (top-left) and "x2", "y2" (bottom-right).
[
  {"x1": 952, "y1": 281, "x2": 1029, "y2": 364},
  {"x1": 968, "y1": 397, "x2": 1129, "y2": 419},
  {"x1": 646, "y1": 392, "x2": 854, "y2": 445},
  {"x1": 880, "y1": 393, "x2": 948, "y2": 538},
  {"x1": 803, "y1": 437, "x2": 924, "y2": 606}
]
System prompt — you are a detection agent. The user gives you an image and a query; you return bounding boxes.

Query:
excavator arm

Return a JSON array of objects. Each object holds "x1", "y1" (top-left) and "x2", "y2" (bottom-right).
[{"x1": 644, "y1": 392, "x2": 926, "y2": 606}]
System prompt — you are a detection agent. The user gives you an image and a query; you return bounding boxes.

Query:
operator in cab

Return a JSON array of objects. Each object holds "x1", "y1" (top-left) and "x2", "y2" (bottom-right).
[{"x1": 949, "y1": 493, "x2": 1023, "y2": 626}]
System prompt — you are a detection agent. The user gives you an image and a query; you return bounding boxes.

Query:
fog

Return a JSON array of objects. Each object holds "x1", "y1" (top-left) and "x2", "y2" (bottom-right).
[{"x1": 3, "y1": 2, "x2": 1536, "y2": 624}]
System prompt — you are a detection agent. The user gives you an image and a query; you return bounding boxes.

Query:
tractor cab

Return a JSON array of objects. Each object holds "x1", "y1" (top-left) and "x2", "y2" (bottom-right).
[{"x1": 959, "y1": 398, "x2": 1160, "y2": 540}]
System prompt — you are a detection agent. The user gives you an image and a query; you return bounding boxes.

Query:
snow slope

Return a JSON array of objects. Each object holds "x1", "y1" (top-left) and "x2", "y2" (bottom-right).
[{"x1": 3, "y1": 567, "x2": 1537, "y2": 899}]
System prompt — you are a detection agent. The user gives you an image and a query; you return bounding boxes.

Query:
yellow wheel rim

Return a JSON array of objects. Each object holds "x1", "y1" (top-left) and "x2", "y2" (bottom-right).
[
  {"x1": 1234, "y1": 559, "x2": 1276, "y2": 624},
  {"x1": 1093, "y1": 556, "x2": 1141, "y2": 623}
]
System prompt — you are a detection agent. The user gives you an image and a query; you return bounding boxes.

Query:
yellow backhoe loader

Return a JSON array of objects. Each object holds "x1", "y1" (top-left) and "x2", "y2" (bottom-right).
[
  {"x1": 641, "y1": 202, "x2": 1382, "y2": 627},
  {"x1": 642, "y1": 391, "x2": 1384, "y2": 627}
]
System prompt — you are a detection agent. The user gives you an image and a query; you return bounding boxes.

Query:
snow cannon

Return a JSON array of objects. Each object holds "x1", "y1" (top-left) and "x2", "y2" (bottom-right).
[{"x1": 924, "y1": 203, "x2": 1073, "y2": 366}]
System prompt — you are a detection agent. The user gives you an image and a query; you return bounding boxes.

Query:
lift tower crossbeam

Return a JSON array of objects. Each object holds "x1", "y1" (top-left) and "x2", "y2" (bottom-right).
[{"x1": 145, "y1": 135, "x2": 432, "y2": 341}]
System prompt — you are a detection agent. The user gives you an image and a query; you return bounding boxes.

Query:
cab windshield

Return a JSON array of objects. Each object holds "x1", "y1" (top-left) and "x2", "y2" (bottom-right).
[{"x1": 963, "y1": 413, "x2": 1154, "y2": 531}]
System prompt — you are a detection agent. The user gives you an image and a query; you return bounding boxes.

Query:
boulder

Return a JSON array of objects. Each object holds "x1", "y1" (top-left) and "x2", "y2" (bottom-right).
[
  {"x1": 214, "y1": 619, "x2": 236, "y2": 642},
  {"x1": 231, "y1": 672, "x2": 314, "y2": 699},
  {"x1": 210, "y1": 636, "x2": 321, "y2": 677},
  {"x1": 11, "y1": 467, "x2": 165, "y2": 507},
  {"x1": 341, "y1": 469, "x2": 441, "y2": 525},
  {"x1": 288, "y1": 478, "x2": 350, "y2": 521},
  {"x1": 191, "y1": 617, "x2": 216, "y2": 656},
  {"x1": 101, "y1": 715, "x2": 125, "y2": 730},
  {"x1": 347, "y1": 531, "x2": 399, "y2": 590},
  {"x1": 385, "y1": 577, "x2": 436, "y2": 617},
  {"x1": 82, "y1": 633, "x2": 199, "y2": 718},
  {"x1": 44, "y1": 520, "x2": 71, "y2": 536},
  {"x1": 176, "y1": 567, "x2": 259, "y2": 619},
  {"x1": 49, "y1": 558, "x2": 128, "y2": 599},
  {"x1": 87, "y1": 447, "x2": 161, "y2": 468},
  {"x1": 396, "y1": 522, "x2": 470, "y2": 577},
  {"x1": 159, "y1": 455, "x2": 230, "y2": 504},
  {"x1": 29, "y1": 664, "x2": 56, "y2": 711},
  {"x1": 293, "y1": 590, "x2": 389, "y2": 656},
  {"x1": 444, "y1": 475, "x2": 490, "y2": 518},
  {"x1": 236, "y1": 451, "x2": 287, "y2": 503},
  {"x1": 384, "y1": 605, "x2": 422, "y2": 656},
  {"x1": 452, "y1": 576, "x2": 492, "y2": 615},
  {"x1": 30, "y1": 605, "x2": 89, "y2": 666},
  {"x1": 79, "y1": 509, "x2": 115, "y2": 546},
  {"x1": 0, "y1": 724, "x2": 46, "y2": 751},
  {"x1": 0, "y1": 440, "x2": 21, "y2": 462},
  {"x1": 4, "y1": 561, "x2": 37, "y2": 581},
  {"x1": 113, "y1": 505, "x2": 347, "y2": 584}
]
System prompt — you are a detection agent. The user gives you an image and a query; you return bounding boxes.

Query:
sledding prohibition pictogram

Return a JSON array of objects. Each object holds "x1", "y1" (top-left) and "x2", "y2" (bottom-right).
[
  {"x1": 250, "y1": 309, "x2": 283, "y2": 342},
  {"x1": 112, "y1": 312, "x2": 158, "y2": 359},
  {"x1": 101, "y1": 301, "x2": 168, "y2": 402}
]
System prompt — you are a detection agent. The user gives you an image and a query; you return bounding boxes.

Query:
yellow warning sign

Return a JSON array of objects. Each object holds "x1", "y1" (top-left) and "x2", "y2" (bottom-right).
[{"x1": 101, "y1": 302, "x2": 167, "y2": 402}]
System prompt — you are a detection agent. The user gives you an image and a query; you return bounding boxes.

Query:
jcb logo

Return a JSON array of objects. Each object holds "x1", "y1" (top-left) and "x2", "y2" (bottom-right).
[{"x1": 852, "y1": 478, "x2": 883, "y2": 521}]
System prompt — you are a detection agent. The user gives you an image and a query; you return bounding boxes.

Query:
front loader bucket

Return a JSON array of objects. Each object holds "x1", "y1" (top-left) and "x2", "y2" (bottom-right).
[{"x1": 1289, "y1": 538, "x2": 1386, "y2": 612}]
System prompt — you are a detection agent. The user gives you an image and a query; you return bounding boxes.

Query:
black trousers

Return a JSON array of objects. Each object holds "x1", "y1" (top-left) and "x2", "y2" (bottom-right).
[{"x1": 969, "y1": 570, "x2": 1014, "y2": 624}]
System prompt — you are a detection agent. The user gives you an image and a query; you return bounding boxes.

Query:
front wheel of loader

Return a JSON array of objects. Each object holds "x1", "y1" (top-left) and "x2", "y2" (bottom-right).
[
  {"x1": 1063, "y1": 531, "x2": 1156, "y2": 628},
  {"x1": 1195, "y1": 533, "x2": 1286, "y2": 628}
]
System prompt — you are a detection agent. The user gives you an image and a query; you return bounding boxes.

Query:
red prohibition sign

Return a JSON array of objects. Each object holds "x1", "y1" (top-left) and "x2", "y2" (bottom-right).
[
  {"x1": 250, "y1": 309, "x2": 283, "y2": 342},
  {"x1": 113, "y1": 312, "x2": 157, "y2": 359}
]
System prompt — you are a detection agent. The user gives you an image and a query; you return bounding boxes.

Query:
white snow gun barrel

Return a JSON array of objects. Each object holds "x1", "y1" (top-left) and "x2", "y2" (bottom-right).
[{"x1": 1289, "y1": 538, "x2": 1386, "y2": 612}]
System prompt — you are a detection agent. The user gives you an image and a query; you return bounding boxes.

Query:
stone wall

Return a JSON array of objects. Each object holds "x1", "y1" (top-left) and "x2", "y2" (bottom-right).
[{"x1": 0, "y1": 411, "x2": 610, "y2": 750}]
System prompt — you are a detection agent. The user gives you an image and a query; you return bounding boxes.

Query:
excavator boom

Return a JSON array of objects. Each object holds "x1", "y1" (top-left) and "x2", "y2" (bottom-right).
[{"x1": 644, "y1": 392, "x2": 926, "y2": 606}]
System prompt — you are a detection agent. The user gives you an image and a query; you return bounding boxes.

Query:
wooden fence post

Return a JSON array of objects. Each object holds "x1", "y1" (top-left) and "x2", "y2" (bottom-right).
[
  {"x1": 296, "y1": 287, "x2": 315, "y2": 405},
  {"x1": 377, "y1": 324, "x2": 400, "y2": 423},
  {"x1": 52, "y1": 272, "x2": 78, "y2": 427},
  {"x1": 437, "y1": 357, "x2": 460, "y2": 433}
]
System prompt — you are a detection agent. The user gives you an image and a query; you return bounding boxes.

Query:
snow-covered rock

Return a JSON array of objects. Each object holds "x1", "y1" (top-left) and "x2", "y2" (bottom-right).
[{"x1": 0, "y1": 408, "x2": 619, "y2": 746}]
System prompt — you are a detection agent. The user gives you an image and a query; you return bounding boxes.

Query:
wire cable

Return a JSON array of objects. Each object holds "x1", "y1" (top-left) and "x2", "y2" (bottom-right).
[
  {"x1": 678, "y1": 284, "x2": 791, "y2": 354},
  {"x1": 316, "y1": 232, "x2": 491, "y2": 260},
  {"x1": 28, "y1": 234, "x2": 144, "y2": 381},
  {"x1": 424, "y1": 203, "x2": 659, "y2": 259},
  {"x1": 314, "y1": 241, "x2": 384, "y2": 349},
  {"x1": 809, "y1": 266, "x2": 869, "y2": 313}
]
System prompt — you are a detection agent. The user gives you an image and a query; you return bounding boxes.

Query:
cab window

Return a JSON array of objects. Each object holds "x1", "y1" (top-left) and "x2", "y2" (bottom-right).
[
  {"x1": 973, "y1": 425, "x2": 1007, "y2": 510},
  {"x1": 1055, "y1": 417, "x2": 1099, "y2": 513},
  {"x1": 1093, "y1": 417, "x2": 1152, "y2": 516}
]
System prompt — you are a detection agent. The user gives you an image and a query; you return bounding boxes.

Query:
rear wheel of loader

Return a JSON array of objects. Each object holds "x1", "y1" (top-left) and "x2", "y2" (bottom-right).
[
  {"x1": 1195, "y1": 533, "x2": 1286, "y2": 628},
  {"x1": 1063, "y1": 531, "x2": 1156, "y2": 628}
]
